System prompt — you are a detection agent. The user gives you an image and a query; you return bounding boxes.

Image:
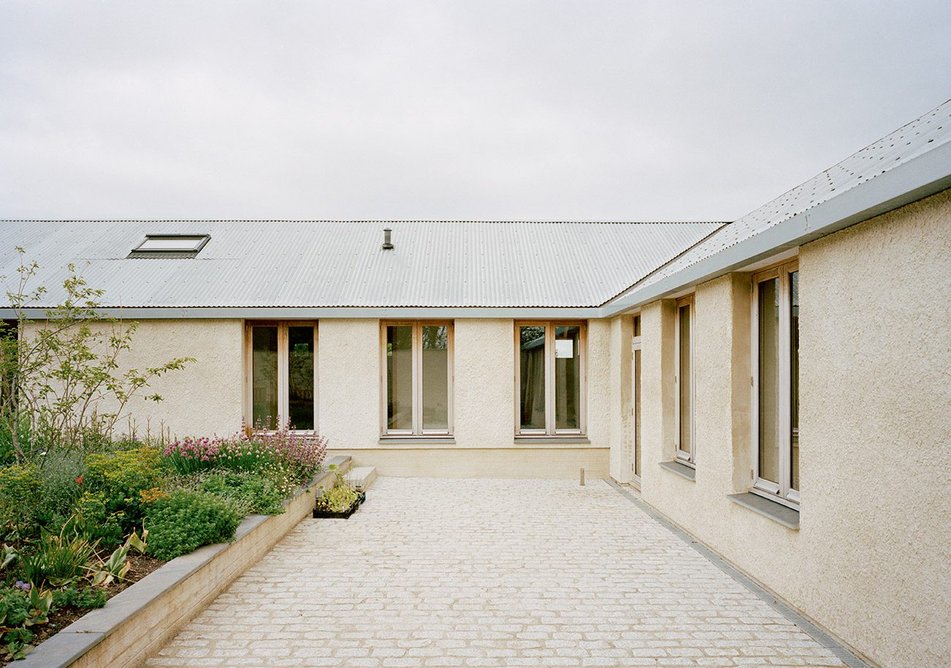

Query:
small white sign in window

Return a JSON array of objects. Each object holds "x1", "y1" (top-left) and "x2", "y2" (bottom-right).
[{"x1": 555, "y1": 339, "x2": 574, "y2": 359}]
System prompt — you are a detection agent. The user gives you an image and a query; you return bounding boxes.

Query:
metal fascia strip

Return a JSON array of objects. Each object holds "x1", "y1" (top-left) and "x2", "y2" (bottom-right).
[{"x1": 603, "y1": 140, "x2": 951, "y2": 317}]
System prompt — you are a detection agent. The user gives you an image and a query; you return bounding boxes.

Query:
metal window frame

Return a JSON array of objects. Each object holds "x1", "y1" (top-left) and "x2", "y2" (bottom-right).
[
  {"x1": 751, "y1": 260, "x2": 800, "y2": 508},
  {"x1": 244, "y1": 321, "x2": 318, "y2": 431},
  {"x1": 673, "y1": 296, "x2": 695, "y2": 465},
  {"x1": 514, "y1": 320, "x2": 587, "y2": 437},
  {"x1": 380, "y1": 321, "x2": 454, "y2": 437},
  {"x1": 128, "y1": 234, "x2": 211, "y2": 258}
]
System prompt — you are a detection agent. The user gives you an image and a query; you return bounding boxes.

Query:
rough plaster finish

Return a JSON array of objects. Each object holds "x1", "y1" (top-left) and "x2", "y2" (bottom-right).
[
  {"x1": 585, "y1": 319, "x2": 612, "y2": 452},
  {"x1": 148, "y1": 477, "x2": 845, "y2": 668},
  {"x1": 317, "y1": 319, "x2": 381, "y2": 449},
  {"x1": 614, "y1": 190, "x2": 951, "y2": 667},
  {"x1": 608, "y1": 316, "x2": 634, "y2": 482},
  {"x1": 22, "y1": 319, "x2": 243, "y2": 438},
  {"x1": 452, "y1": 319, "x2": 515, "y2": 449}
]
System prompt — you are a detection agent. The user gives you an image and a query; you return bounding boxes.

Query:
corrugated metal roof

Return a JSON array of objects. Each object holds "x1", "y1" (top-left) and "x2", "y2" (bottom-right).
[
  {"x1": 0, "y1": 221, "x2": 723, "y2": 309},
  {"x1": 612, "y1": 99, "x2": 951, "y2": 302}
]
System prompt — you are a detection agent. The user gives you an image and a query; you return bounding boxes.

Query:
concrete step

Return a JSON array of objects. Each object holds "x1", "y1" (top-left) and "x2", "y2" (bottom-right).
[{"x1": 346, "y1": 466, "x2": 377, "y2": 492}]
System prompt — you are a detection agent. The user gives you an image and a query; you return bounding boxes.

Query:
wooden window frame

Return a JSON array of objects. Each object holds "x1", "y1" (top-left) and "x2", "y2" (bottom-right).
[
  {"x1": 751, "y1": 260, "x2": 800, "y2": 508},
  {"x1": 380, "y1": 321, "x2": 454, "y2": 438},
  {"x1": 673, "y1": 295, "x2": 695, "y2": 466},
  {"x1": 631, "y1": 313, "x2": 642, "y2": 485},
  {"x1": 514, "y1": 321, "x2": 587, "y2": 437},
  {"x1": 244, "y1": 321, "x2": 318, "y2": 432}
]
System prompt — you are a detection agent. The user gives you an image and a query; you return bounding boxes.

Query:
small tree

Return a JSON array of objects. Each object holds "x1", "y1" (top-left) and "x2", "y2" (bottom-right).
[{"x1": 0, "y1": 248, "x2": 194, "y2": 462}]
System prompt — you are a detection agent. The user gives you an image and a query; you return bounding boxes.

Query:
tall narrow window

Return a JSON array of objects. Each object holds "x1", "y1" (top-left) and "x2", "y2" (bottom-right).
[
  {"x1": 753, "y1": 261, "x2": 799, "y2": 506},
  {"x1": 517, "y1": 322, "x2": 586, "y2": 436},
  {"x1": 674, "y1": 297, "x2": 695, "y2": 464},
  {"x1": 383, "y1": 322, "x2": 452, "y2": 436},
  {"x1": 247, "y1": 323, "x2": 317, "y2": 430},
  {"x1": 0, "y1": 320, "x2": 17, "y2": 408},
  {"x1": 632, "y1": 315, "x2": 642, "y2": 481}
]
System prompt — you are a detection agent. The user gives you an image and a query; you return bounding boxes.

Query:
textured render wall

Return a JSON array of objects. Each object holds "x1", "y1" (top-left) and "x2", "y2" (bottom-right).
[
  {"x1": 326, "y1": 318, "x2": 610, "y2": 478},
  {"x1": 625, "y1": 190, "x2": 951, "y2": 667},
  {"x1": 317, "y1": 319, "x2": 381, "y2": 449},
  {"x1": 608, "y1": 316, "x2": 634, "y2": 482},
  {"x1": 796, "y1": 189, "x2": 951, "y2": 667},
  {"x1": 22, "y1": 319, "x2": 244, "y2": 439},
  {"x1": 453, "y1": 319, "x2": 515, "y2": 449}
]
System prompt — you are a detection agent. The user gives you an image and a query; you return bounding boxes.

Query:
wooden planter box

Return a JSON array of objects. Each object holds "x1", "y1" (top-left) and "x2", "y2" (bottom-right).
[{"x1": 20, "y1": 456, "x2": 352, "y2": 668}]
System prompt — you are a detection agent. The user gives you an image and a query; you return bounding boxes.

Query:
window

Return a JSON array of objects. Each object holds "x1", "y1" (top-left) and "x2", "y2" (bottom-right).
[
  {"x1": 517, "y1": 322, "x2": 585, "y2": 436},
  {"x1": 752, "y1": 261, "x2": 799, "y2": 506},
  {"x1": 674, "y1": 296, "x2": 694, "y2": 464},
  {"x1": 632, "y1": 315, "x2": 642, "y2": 481},
  {"x1": 0, "y1": 320, "x2": 17, "y2": 408},
  {"x1": 382, "y1": 322, "x2": 452, "y2": 436},
  {"x1": 246, "y1": 322, "x2": 316, "y2": 430},
  {"x1": 129, "y1": 234, "x2": 210, "y2": 258}
]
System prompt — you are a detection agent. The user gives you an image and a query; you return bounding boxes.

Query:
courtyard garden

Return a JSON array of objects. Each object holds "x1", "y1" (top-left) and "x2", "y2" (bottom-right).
[{"x1": 0, "y1": 253, "x2": 327, "y2": 661}]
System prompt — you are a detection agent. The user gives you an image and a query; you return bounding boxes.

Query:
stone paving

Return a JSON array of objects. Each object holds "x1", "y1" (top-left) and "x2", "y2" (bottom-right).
[{"x1": 147, "y1": 478, "x2": 845, "y2": 667}]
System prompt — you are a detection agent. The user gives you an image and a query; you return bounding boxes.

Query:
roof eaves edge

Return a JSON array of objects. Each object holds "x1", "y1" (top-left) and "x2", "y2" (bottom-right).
[{"x1": 602, "y1": 139, "x2": 951, "y2": 316}]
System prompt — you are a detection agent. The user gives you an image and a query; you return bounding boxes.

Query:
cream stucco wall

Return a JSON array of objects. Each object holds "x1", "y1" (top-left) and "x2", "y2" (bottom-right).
[
  {"x1": 616, "y1": 189, "x2": 951, "y2": 667},
  {"x1": 22, "y1": 319, "x2": 245, "y2": 439},
  {"x1": 318, "y1": 318, "x2": 609, "y2": 478}
]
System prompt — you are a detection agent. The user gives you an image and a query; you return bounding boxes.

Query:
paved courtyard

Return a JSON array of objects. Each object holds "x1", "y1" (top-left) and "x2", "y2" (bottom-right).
[{"x1": 147, "y1": 478, "x2": 849, "y2": 667}]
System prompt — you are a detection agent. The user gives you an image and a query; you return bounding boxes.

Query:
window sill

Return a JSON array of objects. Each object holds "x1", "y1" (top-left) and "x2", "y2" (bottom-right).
[
  {"x1": 378, "y1": 437, "x2": 456, "y2": 446},
  {"x1": 513, "y1": 436, "x2": 591, "y2": 445},
  {"x1": 659, "y1": 460, "x2": 696, "y2": 481},
  {"x1": 727, "y1": 492, "x2": 800, "y2": 530}
]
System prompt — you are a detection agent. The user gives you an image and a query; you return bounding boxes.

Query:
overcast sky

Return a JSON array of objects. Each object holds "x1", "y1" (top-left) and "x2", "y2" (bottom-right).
[{"x1": 0, "y1": 1, "x2": 948, "y2": 221}]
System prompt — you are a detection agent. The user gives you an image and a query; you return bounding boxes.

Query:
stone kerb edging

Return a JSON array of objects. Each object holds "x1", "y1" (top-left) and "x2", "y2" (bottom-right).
[{"x1": 21, "y1": 455, "x2": 352, "y2": 668}]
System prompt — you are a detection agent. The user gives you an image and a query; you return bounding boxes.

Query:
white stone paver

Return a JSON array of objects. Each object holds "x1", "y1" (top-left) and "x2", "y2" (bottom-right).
[{"x1": 147, "y1": 478, "x2": 845, "y2": 667}]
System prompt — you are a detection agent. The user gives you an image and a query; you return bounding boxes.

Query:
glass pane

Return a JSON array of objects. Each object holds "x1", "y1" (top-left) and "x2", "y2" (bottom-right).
[
  {"x1": 633, "y1": 315, "x2": 641, "y2": 337},
  {"x1": 422, "y1": 325, "x2": 449, "y2": 431},
  {"x1": 634, "y1": 348, "x2": 641, "y2": 477},
  {"x1": 288, "y1": 327, "x2": 315, "y2": 430},
  {"x1": 386, "y1": 326, "x2": 414, "y2": 431},
  {"x1": 519, "y1": 326, "x2": 546, "y2": 430},
  {"x1": 678, "y1": 305, "x2": 692, "y2": 456},
  {"x1": 790, "y1": 271, "x2": 800, "y2": 491},
  {"x1": 555, "y1": 326, "x2": 581, "y2": 431},
  {"x1": 252, "y1": 326, "x2": 278, "y2": 430},
  {"x1": 758, "y1": 279, "x2": 781, "y2": 483}
]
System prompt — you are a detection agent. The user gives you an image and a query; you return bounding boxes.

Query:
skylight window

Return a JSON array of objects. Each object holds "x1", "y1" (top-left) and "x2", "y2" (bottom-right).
[{"x1": 129, "y1": 234, "x2": 210, "y2": 258}]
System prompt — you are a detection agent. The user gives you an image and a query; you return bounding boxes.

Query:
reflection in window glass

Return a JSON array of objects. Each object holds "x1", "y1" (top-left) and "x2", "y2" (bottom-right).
[
  {"x1": 386, "y1": 326, "x2": 414, "y2": 431},
  {"x1": 422, "y1": 326, "x2": 449, "y2": 431},
  {"x1": 758, "y1": 278, "x2": 781, "y2": 483},
  {"x1": 252, "y1": 327, "x2": 278, "y2": 429},
  {"x1": 519, "y1": 326, "x2": 546, "y2": 431},
  {"x1": 288, "y1": 327, "x2": 314, "y2": 430},
  {"x1": 790, "y1": 271, "x2": 800, "y2": 491},
  {"x1": 634, "y1": 347, "x2": 641, "y2": 477},
  {"x1": 678, "y1": 304, "x2": 693, "y2": 458},
  {"x1": 555, "y1": 326, "x2": 581, "y2": 431}
]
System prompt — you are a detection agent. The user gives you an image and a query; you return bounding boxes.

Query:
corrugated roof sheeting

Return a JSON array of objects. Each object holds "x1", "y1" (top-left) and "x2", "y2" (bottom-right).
[
  {"x1": 0, "y1": 221, "x2": 722, "y2": 309},
  {"x1": 619, "y1": 99, "x2": 951, "y2": 298}
]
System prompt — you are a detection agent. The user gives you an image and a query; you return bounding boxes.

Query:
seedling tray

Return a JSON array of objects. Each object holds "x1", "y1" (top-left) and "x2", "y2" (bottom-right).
[{"x1": 312, "y1": 491, "x2": 366, "y2": 519}]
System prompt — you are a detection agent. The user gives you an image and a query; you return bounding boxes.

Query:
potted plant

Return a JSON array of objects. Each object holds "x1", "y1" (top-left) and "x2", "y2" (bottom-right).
[{"x1": 312, "y1": 465, "x2": 365, "y2": 519}]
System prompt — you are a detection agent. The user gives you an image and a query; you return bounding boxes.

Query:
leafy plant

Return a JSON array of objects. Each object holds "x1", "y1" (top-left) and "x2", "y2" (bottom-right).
[
  {"x1": 84, "y1": 446, "x2": 162, "y2": 533},
  {"x1": 0, "y1": 586, "x2": 53, "y2": 660},
  {"x1": 90, "y1": 528, "x2": 148, "y2": 586},
  {"x1": 197, "y1": 471, "x2": 285, "y2": 515},
  {"x1": 21, "y1": 524, "x2": 99, "y2": 588},
  {"x1": 73, "y1": 491, "x2": 125, "y2": 547},
  {"x1": 51, "y1": 585, "x2": 107, "y2": 610},
  {"x1": 314, "y1": 465, "x2": 359, "y2": 513},
  {"x1": 144, "y1": 490, "x2": 241, "y2": 561},
  {"x1": 0, "y1": 249, "x2": 194, "y2": 462},
  {"x1": 0, "y1": 463, "x2": 40, "y2": 539}
]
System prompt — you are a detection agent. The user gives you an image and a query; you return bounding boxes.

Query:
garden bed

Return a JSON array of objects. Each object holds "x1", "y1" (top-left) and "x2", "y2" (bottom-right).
[{"x1": 19, "y1": 455, "x2": 350, "y2": 668}]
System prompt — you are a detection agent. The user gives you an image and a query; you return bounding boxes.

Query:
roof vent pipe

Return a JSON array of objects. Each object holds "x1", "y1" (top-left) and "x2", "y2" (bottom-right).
[{"x1": 382, "y1": 228, "x2": 394, "y2": 250}]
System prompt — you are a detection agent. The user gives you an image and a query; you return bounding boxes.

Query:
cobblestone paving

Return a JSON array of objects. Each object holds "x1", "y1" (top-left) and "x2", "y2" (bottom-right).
[{"x1": 147, "y1": 478, "x2": 844, "y2": 667}]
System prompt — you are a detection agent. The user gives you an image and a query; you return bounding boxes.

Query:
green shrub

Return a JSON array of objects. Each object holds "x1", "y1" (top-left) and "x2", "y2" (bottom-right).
[
  {"x1": 0, "y1": 587, "x2": 52, "y2": 660},
  {"x1": 51, "y1": 585, "x2": 107, "y2": 610},
  {"x1": 33, "y1": 451, "x2": 86, "y2": 530},
  {"x1": 73, "y1": 491, "x2": 125, "y2": 547},
  {"x1": 84, "y1": 446, "x2": 162, "y2": 532},
  {"x1": 144, "y1": 490, "x2": 241, "y2": 561},
  {"x1": 197, "y1": 471, "x2": 285, "y2": 515},
  {"x1": 0, "y1": 464, "x2": 41, "y2": 539}
]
